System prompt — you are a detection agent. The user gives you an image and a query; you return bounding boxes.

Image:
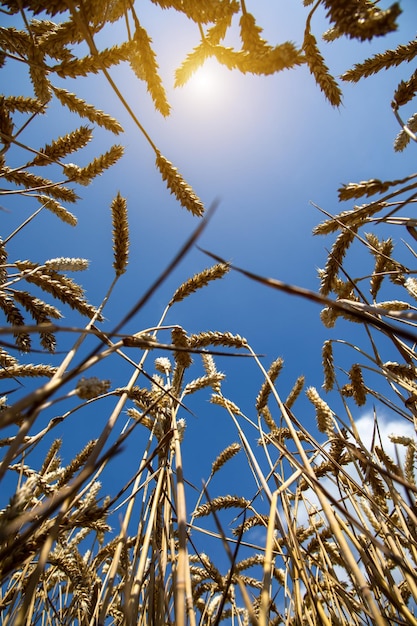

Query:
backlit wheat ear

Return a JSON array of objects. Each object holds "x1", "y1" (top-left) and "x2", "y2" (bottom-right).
[
  {"x1": 111, "y1": 192, "x2": 129, "y2": 277},
  {"x1": 0, "y1": 293, "x2": 31, "y2": 352},
  {"x1": 63, "y1": 144, "x2": 124, "y2": 186},
  {"x1": 52, "y1": 86, "x2": 123, "y2": 134},
  {"x1": 342, "y1": 39, "x2": 417, "y2": 83},
  {"x1": 255, "y1": 357, "x2": 284, "y2": 412},
  {"x1": 169, "y1": 262, "x2": 230, "y2": 305},
  {"x1": 3, "y1": 167, "x2": 77, "y2": 203},
  {"x1": 30, "y1": 126, "x2": 93, "y2": 166},
  {"x1": 155, "y1": 152, "x2": 205, "y2": 217},
  {"x1": 303, "y1": 28, "x2": 342, "y2": 107},
  {"x1": 211, "y1": 442, "x2": 241, "y2": 475},
  {"x1": 174, "y1": 42, "x2": 212, "y2": 87},
  {"x1": 129, "y1": 25, "x2": 170, "y2": 117}
]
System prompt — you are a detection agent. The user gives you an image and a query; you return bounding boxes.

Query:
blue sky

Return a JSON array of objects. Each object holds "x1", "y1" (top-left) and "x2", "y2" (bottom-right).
[{"x1": 1, "y1": 0, "x2": 417, "y2": 556}]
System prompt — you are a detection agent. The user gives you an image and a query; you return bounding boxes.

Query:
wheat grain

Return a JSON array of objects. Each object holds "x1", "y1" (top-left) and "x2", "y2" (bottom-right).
[
  {"x1": 319, "y1": 228, "x2": 357, "y2": 296},
  {"x1": 171, "y1": 326, "x2": 192, "y2": 370}
]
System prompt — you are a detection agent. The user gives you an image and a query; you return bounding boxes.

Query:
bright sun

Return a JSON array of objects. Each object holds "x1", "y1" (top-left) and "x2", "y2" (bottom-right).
[{"x1": 184, "y1": 60, "x2": 224, "y2": 102}]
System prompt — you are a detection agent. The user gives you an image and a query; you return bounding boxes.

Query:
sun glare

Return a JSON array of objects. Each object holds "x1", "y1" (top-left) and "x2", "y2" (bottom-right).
[{"x1": 184, "y1": 60, "x2": 226, "y2": 104}]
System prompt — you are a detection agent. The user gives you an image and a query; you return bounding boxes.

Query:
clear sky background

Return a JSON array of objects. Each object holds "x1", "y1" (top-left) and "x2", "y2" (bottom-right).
[{"x1": 1, "y1": 0, "x2": 417, "y2": 551}]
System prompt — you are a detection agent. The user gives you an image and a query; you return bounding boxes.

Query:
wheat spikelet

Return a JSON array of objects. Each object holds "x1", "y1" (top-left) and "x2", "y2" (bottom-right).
[
  {"x1": 170, "y1": 263, "x2": 230, "y2": 305},
  {"x1": 129, "y1": 25, "x2": 170, "y2": 117},
  {"x1": 405, "y1": 277, "x2": 417, "y2": 301},
  {"x1": 0, "y1": 364, "x2": 57, "y2": 379},
  {"x1": 313, "y1": 202, "x2": 381, "y2": 236},
  {"x1": 324, "y1": 0, "x2": 401, "y2": 42},
  {"x1": 240, "y1": 12, "x2": 269, "y2": 54},
  {"x1": 155, "y1": 152, "x2": 205, "y2": 217},
  {"x1": 4, "y1": 95, "x2": 43, "y2": 113},
  {"x1": 210, "y1": 393, "x2": 241, "y2": 414},
  {"x1": 31, "y1": 125, "x2": 93, "y2": 166},
  {"x1": 16, "y1": 262, "x2": 102, "y2": 320},
  {"x1": 171, "y1": 326, "x2": 192, "y2": 369},
  {"x1": 393, "y1": 68, "x2": 417, "y2": 109},
  {"x1": 233, "y1": 514, "x2": 269, "y2": 536},
  {"x1": 338, "y1": 177, "x2": 409, "y2": 201},
  {"x1": 319, "y1": 227, "x2": 357, "y2": 296},
  {"x1": 57, "y1": 440, "x2": 98, "y2": 487},
  {"x1": 189, "y1": 330, "x2": 247, "y2": 350},
  {"x1": 348, "y1": 364, "x2": 367, "y2": 406},
  {"x1": 322, "y1": 340, "x2": 335, "y2": 392},
  {"x1": 52, "y1": 86, "x2": 123, "y2": 134},
  {"x1": 53, "y1": 41, "x2": 134, "y2": 78},
  {"x1": 63, "y1": 144, "x2": 124, "y2": 185},
  {"x1": 111, "y1": 192, "x2": 129, "y2": 277},
  {"x1": 367, "y1": 235, "x2": 394, "y2": 299},
  {"x1": 0, "y1": 347, "x2": 18, "y2": 368},
  {"x1": 342, "y1": 38, "x2": 417, "y2": 83},
  {"x1": 183, "y1": 372, "x2": 225, "y2": 396},
  {"x1": 255, "y1": 357, "x2": 284, "y2": 412},
  {"x1": 174, "y1": 42, "x2": 212, "y2": 87},
  {"x1": 285, "y1": 374, "x2": 305, "y2": 409},
  {"x1": 155, "y1": 357, "x2": 172, "y2": 374},
  {"x1": 75, "y1": 377, "x2": 111, "y2": 400},
  {"x1": 12, "y1": 289, "x2": 62, "y2": 352},
  {"x1": 3, "y1": 167, "x2": 78, "y2": 202},
  {"x1": 306, "y1": 386, "x2": 334, "y2": 436},
  {"x1": 303, "y1": 29, "x2": 342, "y2": 106},
  {"x1": 44, "y1": 257, "x2": 88, "y2": 271},
  {"x1": 394, "y1": 112, "x2": 417, "y2": 152},
  {"x1": 211, "y1": 442, "x2": 241, "y2": 475},
  {"x1": 36, "y1": 195, "x2": 77, "y2": 225},
  {"x1": 0, "y1": 293, "x2": 31, "y2": 351},
  {"x1": 260, "y1": 406, "x2": 276, "y2": 430},
  {"x1": 40, "y1": 438, "x2": 62, "y2": 475},
  {"x1": 0, "y1": 25, "x2": 31, "y2": 56},
  {"x1": 27, "y1": 44, "x2": 51, "y2": 103},
  {"x1": 0, "y1": 237, "x2": 7, "y2": 285},
  {"x1": 193, "y1": 495, "x2": 251, "y2": 518},
  {"x1": 0, "y1": 98, "x2": 14, "y2": 151}
]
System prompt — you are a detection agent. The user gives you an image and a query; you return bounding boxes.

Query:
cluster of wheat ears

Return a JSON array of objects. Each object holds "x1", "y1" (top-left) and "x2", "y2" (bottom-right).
[{"x1": 1, "y1": 1, "x2": 417, "y2": 624}]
